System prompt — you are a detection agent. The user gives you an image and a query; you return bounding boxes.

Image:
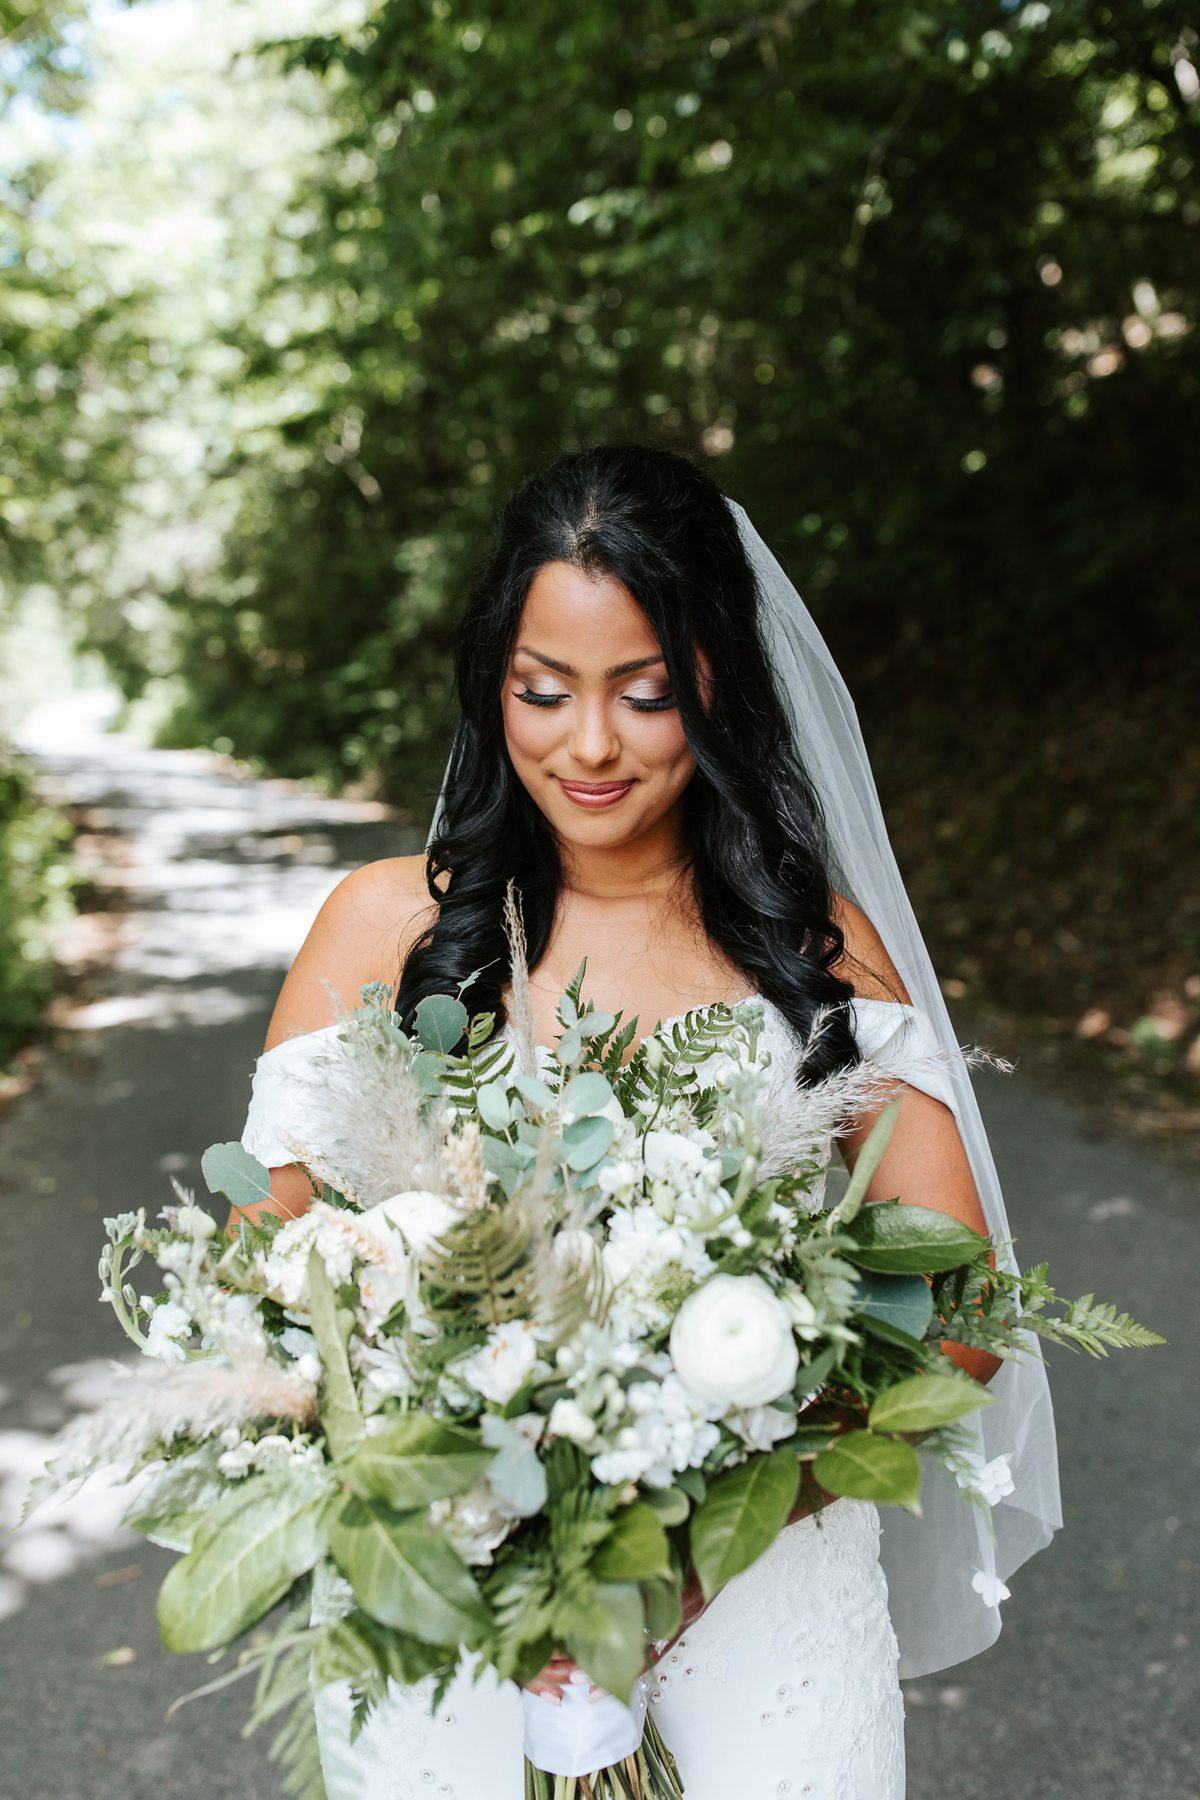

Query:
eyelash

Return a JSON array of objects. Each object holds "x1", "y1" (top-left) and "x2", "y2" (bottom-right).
[{"x1": 513, "y1": 688, "x2": 676, "y2": 714}]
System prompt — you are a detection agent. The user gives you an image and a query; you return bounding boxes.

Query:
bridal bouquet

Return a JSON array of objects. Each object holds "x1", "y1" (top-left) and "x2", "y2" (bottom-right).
[{"x1": 32, "y1": 914, "x2": 1162, "y2": 1800}]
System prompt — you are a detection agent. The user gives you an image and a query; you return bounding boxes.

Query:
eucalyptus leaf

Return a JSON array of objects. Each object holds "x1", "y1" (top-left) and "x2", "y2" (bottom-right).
[
  {"x1": 868, "y1": 1373, "x2": 993, "y2": 1435},
  {"x1": 561, "y1": 1115, "x2": 613, "y2": 1171},
  {"x1": 555, "y1": 1026, "x2": 583, "y2": 1065},
  {"x1": 578, "y1": 1011, "x2": 616, "y2": 1039},
  {"x1": 123, "y1": 1441, "x2": 228, "y2": 1552},
  {"x1": 158, "y1": 1464, "x2": 334, "y2": 1653},
  {"x1": 340, "y1": 1417, "x2": 495, "y2": 1510},
  {"x1": 562, "y1": 1580, "x2": 646, "y2": 1704},
  {"x1": 479, "y1": 1413, "x2": 548, "y2": 1516},
  {"x1": 843, "y1": 1202, "x2": 987, "y2": 1274},
  {"x1": 328, "y1": 1495, "x2": 490, "y2": 1647},
  {"x1": 514, "y1": 1074, "x2": 556, "y2": 1113},
  {"x1": 590, "y1": 1503, "x2": 672, "y2": 1583},
  {"x1": 812, "y1": 1432, "x2": 923, "y2": 1510},
  {"x1": 689, "y1": 1445, "x2": 799, "y2": 1601},
  {"x1": 201, "y1": 1141, "x2": 273, "y2": 1216},
  {"x1": 850, "y1": 1269, "x2": 934, "y2": 1339},
  {"x1": 475, "y1": 1081, "x2": 512, "y2": 1131},
  {"x1": 563, "y1": 1071, "x2": 614, "y2": 1116},
  {"x1": 414, "y1": 994, "x2": 469, "y2": 1055}
]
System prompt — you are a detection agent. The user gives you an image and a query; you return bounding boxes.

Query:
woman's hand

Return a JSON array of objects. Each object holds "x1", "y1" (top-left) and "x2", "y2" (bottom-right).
[{"x1": 524, "y1": 1654, "x2": 608, "y2": 1704}]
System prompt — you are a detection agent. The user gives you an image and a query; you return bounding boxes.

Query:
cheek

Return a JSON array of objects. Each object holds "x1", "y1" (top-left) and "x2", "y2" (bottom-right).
[{"x1": 503, "y1": 694, "x2": 559, "y2": 764}]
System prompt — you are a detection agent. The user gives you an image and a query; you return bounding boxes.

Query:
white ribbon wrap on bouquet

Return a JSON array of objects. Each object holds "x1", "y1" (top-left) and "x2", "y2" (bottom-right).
[{"x1": 521, "y1": 1676, "x2": 648, "y2": 1777}]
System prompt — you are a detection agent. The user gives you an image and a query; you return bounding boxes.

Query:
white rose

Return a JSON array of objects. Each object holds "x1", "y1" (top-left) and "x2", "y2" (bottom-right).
[
  {"x1": 456, "y1": 1321, "x2": 540, "y2": 1405},
  {"x1": 670, "y1": 1275, "x2": 799, "y2": 1410}
]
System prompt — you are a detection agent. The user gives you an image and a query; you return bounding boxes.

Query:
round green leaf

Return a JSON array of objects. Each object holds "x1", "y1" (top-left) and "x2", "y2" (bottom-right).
[
  {"x1": 849, "y1": 1270, "x2": 933, "y2": 1339},
  {"x1": 812, "y1": 1432, "x2": 922, "y2": 1509},
  {"x1": 475, "y1": 1082, "x2": 512, "y2": 1131},
  {"x1": 563, "y1": 1071, "x2": 614, "y2": 1116},
  {"x1": 414, "y1": 995, "x2": 469, "y2": 1055}
]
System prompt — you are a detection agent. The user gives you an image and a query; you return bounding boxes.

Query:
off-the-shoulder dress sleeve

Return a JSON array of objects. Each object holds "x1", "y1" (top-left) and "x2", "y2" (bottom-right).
[
  {"x1": 241, "y1": 1024, "x2": 342, "y2": 1167},
  {"x1": 852, "y1": 996, "x2": 961, "y2": 1118}
]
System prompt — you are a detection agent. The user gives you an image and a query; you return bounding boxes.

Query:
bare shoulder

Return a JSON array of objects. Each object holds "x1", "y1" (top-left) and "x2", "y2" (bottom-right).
[
  {"x1": 831, "y1": 893, "x2": 912, "y2": 1005},
  {"x1": 265, "y1": 854, "x2": 435, "y2": 1048}
]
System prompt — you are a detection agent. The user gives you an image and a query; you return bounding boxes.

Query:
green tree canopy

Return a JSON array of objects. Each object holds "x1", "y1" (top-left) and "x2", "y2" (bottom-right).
[{"x1": 145, "y1": 0, "x2": 1196, "y2": 810}]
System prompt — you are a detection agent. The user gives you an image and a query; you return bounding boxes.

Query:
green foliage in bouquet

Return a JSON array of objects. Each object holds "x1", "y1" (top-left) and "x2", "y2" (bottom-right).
[{"x1": 36, "y1": 941, "x2": 1164, "y2": 1799}]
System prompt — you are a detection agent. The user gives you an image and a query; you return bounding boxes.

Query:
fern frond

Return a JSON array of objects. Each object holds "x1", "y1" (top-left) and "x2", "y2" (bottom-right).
[
  {"x1": 1023, "y1": 1296, "x2": 1167, "y2": 1359},
  {"x1": 422, "y1": 1198, "x2": 540, "y2": 1327}
]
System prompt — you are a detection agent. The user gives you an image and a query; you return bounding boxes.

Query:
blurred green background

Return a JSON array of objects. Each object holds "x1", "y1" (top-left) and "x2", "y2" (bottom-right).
[{"x1": 1, "y1": 0, "x2": 1197, "y2": 1071}]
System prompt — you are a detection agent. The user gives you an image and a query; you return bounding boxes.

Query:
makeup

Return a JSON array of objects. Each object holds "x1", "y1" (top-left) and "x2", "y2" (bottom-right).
[{"x1": 556, "y1": 779, "x2": 634, "y2": 809}]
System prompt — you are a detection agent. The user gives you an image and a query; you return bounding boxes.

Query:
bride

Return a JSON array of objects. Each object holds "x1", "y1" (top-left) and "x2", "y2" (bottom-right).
[{"x1": 240, "y1": 445, "x2": 1060, "y2": 1800}]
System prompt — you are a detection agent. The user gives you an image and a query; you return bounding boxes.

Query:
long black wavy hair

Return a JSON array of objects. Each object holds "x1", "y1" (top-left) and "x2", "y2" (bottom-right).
[{"x1": 396, "y1": 444, "x2": 859, "y2": 1083}]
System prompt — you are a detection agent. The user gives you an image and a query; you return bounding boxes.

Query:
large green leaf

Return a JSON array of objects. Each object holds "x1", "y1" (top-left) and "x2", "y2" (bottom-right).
[
  {"x1": 201, "y1": 1141, "x2": 273, "y2": 1216},
  {"x1": 689, "y1": 1446, "x2": 800, "y2": 1601},
  {"x1": 340, "y1": 1416, "x2": 494, "y2": 1510},
  {"x1": 849, "y1": 1270, "x2": 933, "y2": 1339},
  {"x1": 123, "y1": 1441, "x2": 227, "y2": 1553},
  {"x1": 307, "y1": 1247, "x2": 364, "y2": 1460},
  {"x1": 643, "y1": 1576, "x2": 683, "y2": 1645},
  {"x1": 868, "y1": 1373, "x2": 993, "y2": 1435},
  {"x1": 843, "y1": 1202, "x2": 987, "y2": 1274},
  {"x1": 562, "y1": 1581, "x2": 646, "y2": 1703},
  {"x1": 831, "y1": 1099, "x2": 901, "y2": 1225},
  {"x1": 812, "y1": 1432, "x2": 922, "y2": 1510},
  {"x1": 640, "y1": 1486, "x2": 690, "y2": 1528},
  {"x1": 328, "y1": 1495, "x2": 490, "y2": 1647},
  {"x1": 414, "y1": 995, "x2": 469, "y2": 1054},
  {"x1": 157, "y1": 1465, "x2": 333, "y2": 1653},
  {"x1": 590, "y1": 1503, "x2": 672, "y2": 1583},
  {"x1": 562, "y1": 1072, "x2": 613, "y2": 1116},
  {"x1": 312, "y1": 1610, "x2": 453, "y2": 1690}
]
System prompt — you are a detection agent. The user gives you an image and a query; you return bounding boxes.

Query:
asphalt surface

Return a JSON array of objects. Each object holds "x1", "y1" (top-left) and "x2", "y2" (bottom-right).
[{"x1": 0, "y1": 703, "x2": 1194, "y2": 1800}]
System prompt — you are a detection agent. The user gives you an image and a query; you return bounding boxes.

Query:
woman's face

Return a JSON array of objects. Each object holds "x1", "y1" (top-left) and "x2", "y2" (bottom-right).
[{"x1": 502, "y1": 560, "x2": 698, "y2": 856}]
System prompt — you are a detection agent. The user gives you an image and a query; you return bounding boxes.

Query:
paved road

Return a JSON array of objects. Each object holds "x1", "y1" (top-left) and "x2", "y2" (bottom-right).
[{"x1": 0, "y1": 707, "x2": 1195, "y2": 1800}]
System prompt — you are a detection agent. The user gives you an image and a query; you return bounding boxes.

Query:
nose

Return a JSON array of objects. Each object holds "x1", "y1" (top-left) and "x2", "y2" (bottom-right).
[{"x1": 566, "y1": 694, "x2": 621, "y2": 770}]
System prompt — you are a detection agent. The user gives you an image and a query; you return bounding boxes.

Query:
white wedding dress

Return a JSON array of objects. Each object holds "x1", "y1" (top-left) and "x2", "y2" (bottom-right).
[{"x1": 242, "y1": 995, "x2": 963, "y2": 1800}]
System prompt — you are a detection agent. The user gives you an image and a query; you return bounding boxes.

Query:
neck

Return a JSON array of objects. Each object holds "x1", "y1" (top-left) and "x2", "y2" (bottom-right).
[{"x1": 558, "y1": 804, "x2": 691, "y2": 901}]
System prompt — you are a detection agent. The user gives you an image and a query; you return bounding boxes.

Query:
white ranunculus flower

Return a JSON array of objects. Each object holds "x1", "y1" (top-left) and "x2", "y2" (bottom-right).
[
  {"x1": 456, "y1": 1321, "x2": 540, "y2": 1404},
  {"x1": 670, "y1": 1275, "x2": 799, "y2": 1410}
]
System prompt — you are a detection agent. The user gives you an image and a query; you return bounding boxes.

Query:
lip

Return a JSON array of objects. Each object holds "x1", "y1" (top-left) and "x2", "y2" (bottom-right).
[{"x1": 556, "y1": 778, "x2": 635, "y2": 809}]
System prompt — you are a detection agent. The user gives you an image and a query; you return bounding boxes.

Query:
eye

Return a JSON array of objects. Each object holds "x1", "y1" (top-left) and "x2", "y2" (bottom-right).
[
  {"x1": 514, "y1": 687, "x2": 568, "y2": 708},
  {"x1": 622, "y1": 684, "x2": 676, "y2": 713}
]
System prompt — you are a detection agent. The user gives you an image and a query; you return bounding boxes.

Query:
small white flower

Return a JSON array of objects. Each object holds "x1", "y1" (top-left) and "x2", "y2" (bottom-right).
[
  {"x1": 728, "y1": 1403, "x2": 797, "y2": 1453},
  {"x1": 953, "y1": 1452, "x2": 1015, "y2": 1506},
  {"x1": 548, "y1": 1398, "x2": 598, "y2": 1446},
  {"x1": 971, "y1": 1568, "x2": 1011, "y2": 1608},
  {"x1": 779, "y1": 1286, "x2": 822, "y2": 1341},
  {"x1": 253, "y1": 1434, "x2": 294, "y2": 1466},
  {"x1": 670, "y1": 1275, "x2": 798, "y2": 1410},
  {"x1": 176, "y1": 1205, "x2": 216, "y2": 1241},
  {"x1": 217, "y1": 1439, "x2": 258, "y2": 1478},
  {"x1": 456, "y1": 1322, "x2": 540, "y2": 1405},
  {"x1": 366, "y1": 1190, "x2": 459, "y2": 1257},
  {"x1": 143, "y1": 1300, "x2": 193, "y2": 1363}
]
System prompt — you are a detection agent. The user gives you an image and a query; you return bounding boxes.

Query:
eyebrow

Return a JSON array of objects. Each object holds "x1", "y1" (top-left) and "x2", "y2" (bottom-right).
[{"x1": 513, "y1": 648, "x2": 667, "y2": 681}]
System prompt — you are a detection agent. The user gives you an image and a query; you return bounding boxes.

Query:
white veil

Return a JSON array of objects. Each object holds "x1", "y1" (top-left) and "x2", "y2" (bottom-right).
[{"x1": 733, "y1": 501, "x2": 1061, "y2": 1676}]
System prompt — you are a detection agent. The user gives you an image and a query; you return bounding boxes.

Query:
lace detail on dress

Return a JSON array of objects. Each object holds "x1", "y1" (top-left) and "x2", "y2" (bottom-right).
[{"x1": 647, "y1": 1500, "x2": 904, "y2": 1800}]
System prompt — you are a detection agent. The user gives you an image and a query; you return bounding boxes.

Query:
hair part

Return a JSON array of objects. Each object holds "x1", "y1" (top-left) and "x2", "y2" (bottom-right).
[{"x1": 396, "y1": 444, "x2": 859, "y2": 1085}]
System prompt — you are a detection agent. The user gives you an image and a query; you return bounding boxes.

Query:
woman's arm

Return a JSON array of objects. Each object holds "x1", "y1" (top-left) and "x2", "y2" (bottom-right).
[
  {"x1": 239, "y1": 854, "x2": 436, "y2": 1226},
  {"x1": 832, "y1": 897, "x2": 1002, "y2": 1385}
]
